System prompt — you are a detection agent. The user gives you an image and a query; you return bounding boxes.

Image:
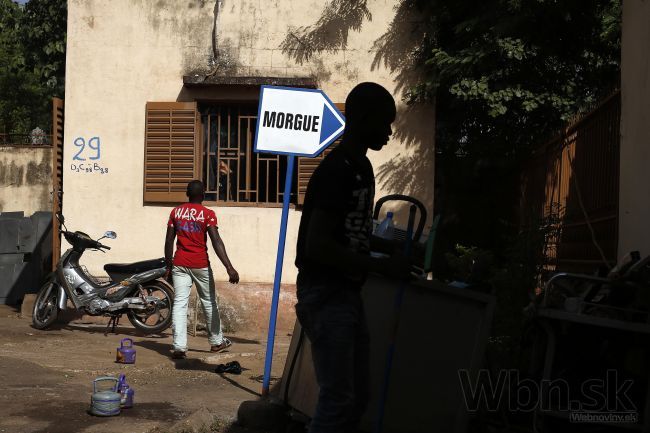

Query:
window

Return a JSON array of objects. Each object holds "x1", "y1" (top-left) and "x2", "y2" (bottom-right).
[
  {"x1": 200, "y1": 103, "x2": 295, "y2": 206},
  {"x1": 143, "y1": 100, "x2": 344, "y2": 206}
]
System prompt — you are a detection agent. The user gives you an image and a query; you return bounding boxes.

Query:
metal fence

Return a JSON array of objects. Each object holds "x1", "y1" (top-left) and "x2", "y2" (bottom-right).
[
  {"x1": 520, "y1": 91, "x2": 621, "y2": 277},
  {"x1": 0, "y1": 132, "x2": 53, "y2": 146}
]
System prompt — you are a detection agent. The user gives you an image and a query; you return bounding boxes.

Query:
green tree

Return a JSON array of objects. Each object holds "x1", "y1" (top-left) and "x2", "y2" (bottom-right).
[
  {"x1": 405, "y1": 0, "x2": 621, "y2": 159},
  {"x1": 0, "y1": 0, "x2": 38, "y2": 134},
  {"x1": 0, "y1": 0, "x2": 66, "y2": 136},
  {"x1": 20, "y1": 0, "x2": 66, "y2": 99}
]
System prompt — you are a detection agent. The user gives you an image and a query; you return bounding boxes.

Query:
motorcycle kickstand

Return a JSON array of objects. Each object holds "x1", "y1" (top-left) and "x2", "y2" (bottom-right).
[{"x1": 104, "y1": 314, "x2": 121, "y2": 336}]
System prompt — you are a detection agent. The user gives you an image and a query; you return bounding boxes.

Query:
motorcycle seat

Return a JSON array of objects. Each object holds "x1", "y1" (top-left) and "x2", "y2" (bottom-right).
[{"x1": 104, "y1": 258, "x2": 166, "y2": 275}]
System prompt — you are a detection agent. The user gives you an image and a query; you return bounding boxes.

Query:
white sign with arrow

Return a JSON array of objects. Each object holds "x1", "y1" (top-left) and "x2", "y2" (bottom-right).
[
  {"x1": 254, "y1": 86, "x2": 345, "y2": 157},
  {"x1": 255, "y1": 85, "x2": 345, "y2": 396}
]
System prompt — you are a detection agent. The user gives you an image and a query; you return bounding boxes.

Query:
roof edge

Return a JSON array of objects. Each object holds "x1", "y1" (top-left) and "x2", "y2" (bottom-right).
[{"x1": 182, "y1": 75, "x2": 318, "y2": 88}]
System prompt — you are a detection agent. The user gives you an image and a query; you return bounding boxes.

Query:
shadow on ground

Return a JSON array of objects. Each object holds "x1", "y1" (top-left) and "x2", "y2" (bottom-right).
[
  {"x1": 33, "y1": 320, "x2": 170, "y2": 339},
  {"x1": 19, "y1": 400, "x2": 186, "y2": 433},
  {"x1": 136, "y1": 339, "x2": 271, "y2": 399}
]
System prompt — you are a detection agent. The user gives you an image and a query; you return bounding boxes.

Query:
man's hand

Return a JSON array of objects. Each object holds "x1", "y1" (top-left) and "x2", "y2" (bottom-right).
[
  {"x1": 163, "y1": 259, "x2": 173, "y2": 282},
  {"x1": 227, "y1": 267, "x2": 240, "y2": 284},
  {"x1": 375, "y1": 255, "x2": 415, "y2": 280},
  {"x1": 208, "y1": 226, "x2": 239, "y2": 284}
]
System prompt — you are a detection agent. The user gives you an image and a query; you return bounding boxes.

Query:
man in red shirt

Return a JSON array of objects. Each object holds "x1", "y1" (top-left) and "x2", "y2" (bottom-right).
[{"x1": 165, "y1": 180, "x2": 239, "y2": 359}]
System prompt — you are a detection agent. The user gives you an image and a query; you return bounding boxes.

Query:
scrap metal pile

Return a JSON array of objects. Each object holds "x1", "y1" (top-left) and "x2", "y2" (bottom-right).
[{"x1": 531, "y1": 251, "x2": 650, "y2": 323}]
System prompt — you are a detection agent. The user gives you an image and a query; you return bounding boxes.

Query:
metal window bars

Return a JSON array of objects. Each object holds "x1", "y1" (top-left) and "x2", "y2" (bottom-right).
[{"x1": 201, "y1": 104, "x2": 295, "y2": 206}]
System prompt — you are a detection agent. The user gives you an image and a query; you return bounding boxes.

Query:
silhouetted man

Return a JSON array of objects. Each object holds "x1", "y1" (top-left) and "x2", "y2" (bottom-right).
[
  {"x1": 295, "y1": 83, "x2": 412, "y2": 433},
  {"x1": 165, "y1": 180, "x2": 239, "y2": 359}
]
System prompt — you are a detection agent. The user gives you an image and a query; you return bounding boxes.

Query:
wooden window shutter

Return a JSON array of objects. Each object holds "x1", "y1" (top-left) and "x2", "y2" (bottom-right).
[
  {"x1": 297, "y1": 103, "x2": 345, "y2": 206},
  {"x1": 144, "y1": 102, "x2": 201, "y2": 203}
]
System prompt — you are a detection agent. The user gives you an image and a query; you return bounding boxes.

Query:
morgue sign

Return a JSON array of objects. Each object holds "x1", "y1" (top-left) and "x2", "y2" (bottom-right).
[
  {"x1": 254, "y1": 85, "x2": 346, "y2": 396},
  {"x1": 254, "y1": 85, "x2": 346, "y2": 157}
]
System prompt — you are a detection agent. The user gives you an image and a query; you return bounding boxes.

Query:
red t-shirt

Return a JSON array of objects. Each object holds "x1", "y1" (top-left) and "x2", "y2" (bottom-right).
[{"x1": 167, "y1": 203, "x2": 218, "y2": 268}]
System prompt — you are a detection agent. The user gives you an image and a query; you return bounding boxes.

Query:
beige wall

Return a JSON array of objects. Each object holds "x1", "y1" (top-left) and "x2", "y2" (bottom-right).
[
  {"x1": 0, "y1": 147, "x2": 52, "y2": 215},
  {"x1": 63, "y1": 0, "x2": 435, "y2": 282},
  {"x1": 619, "y1": 0, "x2": 650, "y2": 257}
]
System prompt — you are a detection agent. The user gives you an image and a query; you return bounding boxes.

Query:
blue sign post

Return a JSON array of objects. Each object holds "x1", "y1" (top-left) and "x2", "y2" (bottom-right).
[{"x1": 254, "y1": 85, "x2": 345, "y2": 396}]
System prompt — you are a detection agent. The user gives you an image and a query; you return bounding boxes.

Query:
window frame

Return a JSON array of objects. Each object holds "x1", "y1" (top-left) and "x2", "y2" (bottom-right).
[
  {"x1": 142, "y1": 93, "x2": 341, "y2": 209},
  {"x1": 197, "y1": 99, "x2": 298, "y2": 208}
]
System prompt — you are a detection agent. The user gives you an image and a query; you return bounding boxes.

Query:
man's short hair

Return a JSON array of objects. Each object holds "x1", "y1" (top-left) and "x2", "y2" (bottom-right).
[
  {"x1": 186, "y1": 180, "x2": 205, "y2": 198},
  {"x1": 345, "y1": 82, "x2": 396, "y2": 123}
]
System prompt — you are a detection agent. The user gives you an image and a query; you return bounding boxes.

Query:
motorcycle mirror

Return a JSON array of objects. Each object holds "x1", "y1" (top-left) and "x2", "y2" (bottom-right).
[{"x1": 103, "y1": 231, "x2": 117, "y2": 239}]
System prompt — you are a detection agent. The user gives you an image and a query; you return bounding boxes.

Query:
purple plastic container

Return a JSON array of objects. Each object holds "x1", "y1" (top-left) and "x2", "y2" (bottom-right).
[
  {"x1": 116, "y1": 338, "x2": 136, "y2": 364},
  {"x1": 118, "y1": 374, "x2": 135, "y2": 408}
]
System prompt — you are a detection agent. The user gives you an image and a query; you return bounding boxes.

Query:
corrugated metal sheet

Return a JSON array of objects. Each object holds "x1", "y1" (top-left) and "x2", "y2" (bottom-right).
[{"x1": 0, "y1": 212, "x2": 52, "y2": 304}]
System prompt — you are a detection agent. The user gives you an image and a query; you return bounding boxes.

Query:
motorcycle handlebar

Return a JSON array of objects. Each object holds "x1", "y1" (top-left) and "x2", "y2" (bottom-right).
[
  {"x1": 90, "y1": 238, "x2": 110, "y2": 250},
  {"x1": 62, "y1": 231, "x2": 111, "y2": 250}
]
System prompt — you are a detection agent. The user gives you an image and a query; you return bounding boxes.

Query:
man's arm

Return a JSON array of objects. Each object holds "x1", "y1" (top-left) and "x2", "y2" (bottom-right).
[
  {"x1": 306, "y1": 208, "x2": 413, "y2": 280},
  {"x1": 164, "y1": 225, "x2": 176, "y2": 279},
  {"x1": 207, "y1": 226, "x2": 239, "y2": 284}
]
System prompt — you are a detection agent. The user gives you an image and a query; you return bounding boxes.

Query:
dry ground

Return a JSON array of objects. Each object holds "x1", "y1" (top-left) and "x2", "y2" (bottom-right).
[{"x1": 0, "y1": 305, "x2": 293, "y2": 433}]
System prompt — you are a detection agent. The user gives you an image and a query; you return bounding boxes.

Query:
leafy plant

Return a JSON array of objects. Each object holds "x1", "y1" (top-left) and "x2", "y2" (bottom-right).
[
  {"x1": 406, "y1": 0, "x2": 621, "y2": 160},
  {"x1": 0, "y1": 0, "x2": 66, "y2": 134},
  {"x1": 445, "y1": 202, "x2": 563, "y2": 339}
]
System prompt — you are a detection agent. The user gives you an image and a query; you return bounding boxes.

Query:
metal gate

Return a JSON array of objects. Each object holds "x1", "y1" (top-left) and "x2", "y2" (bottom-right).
[{"x1": 520, "y1": 91, "x2": 620, "y2": 276}]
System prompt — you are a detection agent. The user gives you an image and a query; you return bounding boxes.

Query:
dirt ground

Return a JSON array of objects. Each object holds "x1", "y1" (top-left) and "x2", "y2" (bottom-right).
[{"x1": 0, "y1": 305, "x2": 293, "y2": 433}]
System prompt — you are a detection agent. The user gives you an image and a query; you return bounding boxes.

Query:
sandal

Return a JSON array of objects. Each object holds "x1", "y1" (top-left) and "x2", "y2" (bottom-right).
[
  {"x1": 171, "y1": 350, "x2": 187, "y2": 359},
  {"x1": 210, "y1": 337, "x2": 232, "y2": 353},
  {"x1": 215, "y1": 360, "x2": 242, "y2": 375}
]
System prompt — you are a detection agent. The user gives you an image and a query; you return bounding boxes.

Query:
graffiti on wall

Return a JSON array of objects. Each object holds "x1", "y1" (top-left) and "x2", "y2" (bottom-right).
[{"x1": 70, "y1": 136, "x2": 108, "y2": 174}]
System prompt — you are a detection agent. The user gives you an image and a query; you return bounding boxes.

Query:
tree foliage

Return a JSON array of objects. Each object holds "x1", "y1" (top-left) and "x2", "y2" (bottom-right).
[
  {"x1": 406, "y1": 0, "x2": 621, "y2": 159},
  {"x1": 0, "y1": 0, "x2": 66, "y2": 135},
  {"x1": 21, "y1": 0, "x2": 66, "y2": 96}
]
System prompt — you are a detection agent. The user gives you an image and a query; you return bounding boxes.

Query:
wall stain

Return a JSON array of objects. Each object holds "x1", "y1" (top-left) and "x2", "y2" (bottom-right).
[
  {"x1": 39, "y1": 180, "x2": 53, "y2": 209},
  {"x1": 141, "y1": 0, "x2": 217, "y2": 74},
  {"x1": 310, "y1": 57, "x2": 332, "y2": 83},
  {"x1": 0, "y1": 149, "x2": 53, "y2": 213},
  {"x1": 188, "y1": 0, "x2": 208, "y2": 8},
  {"x1": 183, "y1": 0, "x2": 245, "y2": 77},
  {"x1": 0, "y1": 161, "x2": 25, "y2": 187},
  {"x1": 26, "y1": 152, "x2": 52, "y2": 185}
]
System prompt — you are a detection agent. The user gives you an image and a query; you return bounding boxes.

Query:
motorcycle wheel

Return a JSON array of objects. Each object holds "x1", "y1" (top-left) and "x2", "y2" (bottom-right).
[
  {"x1": 127, "y1": 280, "x2": 173, "y2": 335},
  {"x1": 32, "y1": 281, "x2": 59, "y2": 329}
]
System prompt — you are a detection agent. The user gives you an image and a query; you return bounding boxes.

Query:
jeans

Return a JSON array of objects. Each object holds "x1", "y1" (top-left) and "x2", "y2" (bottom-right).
[
  {"x1": 296, "y1": 273, "x2": 370, "y2": 433},
  {"x1": 171, "y1": 265, "x2": 224, "y2": 352}
]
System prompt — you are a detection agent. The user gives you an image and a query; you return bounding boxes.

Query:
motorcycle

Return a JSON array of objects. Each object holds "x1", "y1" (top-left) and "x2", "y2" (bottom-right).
[{"x1": 32, "y1": 214, "x2": 173, "y2": 334}]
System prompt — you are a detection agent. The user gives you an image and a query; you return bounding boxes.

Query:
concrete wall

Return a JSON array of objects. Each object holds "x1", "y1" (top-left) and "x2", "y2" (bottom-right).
[
  {"x1": 619, "y1": 0, "x2": 650, "y2": 257},
  {"x1": 0, "y1": 147, "x2": 52, "y2": 215},
  {"x1": 63, "y1": 0, "x2": 435, "y2": 282}
]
